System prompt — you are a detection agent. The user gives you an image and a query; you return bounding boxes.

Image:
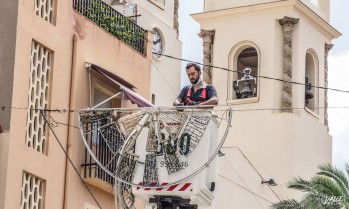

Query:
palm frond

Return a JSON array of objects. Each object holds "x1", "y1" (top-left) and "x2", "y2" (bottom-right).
[
  {"x1": 273, "y1": 163, "x2": 349, "y2": 209},
  {"x1": 288, "y1": 177, "x2": 311, "y2": 190},
  {"x1": 317, "y1": 163, "x2": 349, "y2": 197},
  {"x1": 299, "y1": 193, "x2": 324, "y2": 209},
  {"x1": 345, "y1": 163, "x2": 349, "y2": 182},
  {"x1": 310, "y1": 175, "x2": 344, "y2": 197},
  {"x1": 271, "y1": 199, "x2": 304, "y2": 209}
]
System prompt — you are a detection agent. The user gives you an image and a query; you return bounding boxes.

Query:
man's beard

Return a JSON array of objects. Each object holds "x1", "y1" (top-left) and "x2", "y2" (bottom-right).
[{"x1": 190, "y1": 77, "x2": 200, "y2": 84}]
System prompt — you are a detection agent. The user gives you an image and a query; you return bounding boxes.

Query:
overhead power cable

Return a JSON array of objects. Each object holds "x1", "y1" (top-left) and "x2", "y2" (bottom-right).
[
  {"x1": 152, "y1": 52, "x2": 349, "y2": 94},
  {"x1": 151, "y1": 61, "x2": 178, "y2": 96},
  {"x1": 40, "y1": 111, "x2": 103, "y2": 209},
  {"x1": 2, "y1": 106, "x2": 349, "y2": 114}
]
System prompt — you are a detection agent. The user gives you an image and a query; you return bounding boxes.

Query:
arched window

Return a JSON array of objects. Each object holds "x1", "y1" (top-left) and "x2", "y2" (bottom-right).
[
  {"x1": 229, "y1": 42, "x2": 260, "y2": 102},
  {"x1": 305, "y1": 49, "x2": 319, "y2": 114}
]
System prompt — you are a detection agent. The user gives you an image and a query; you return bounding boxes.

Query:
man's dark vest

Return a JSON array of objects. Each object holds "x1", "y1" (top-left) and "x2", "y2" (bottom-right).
[{"x1": 184, "y1": 86, "x2": 207, "y2": 105}]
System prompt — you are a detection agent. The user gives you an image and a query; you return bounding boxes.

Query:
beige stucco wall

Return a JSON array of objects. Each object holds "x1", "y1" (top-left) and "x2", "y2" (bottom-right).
[
  {"x1": 65, "y1": 12, "x2": 152, "y2": 209},
  {"x1": 204, "y1": 0, "x2": 330, "y2": 22},
  {"x1": 133, "y1": 0, "x2": 176, "y2": 30},
  {"x1": 1, "y1": 0, "x2": 73, "y2": 208},
  {"x1": 110, "y1": 0, "x2": 183, "y2": 106},
  {"x1": 134, "y1": 2, "x2": 182, "y2": 106},
  {"x1": 201, "y1": 147, "x2": 280, "y2": 209},
  {"x1": 108, "y1": 0, "x2": 182, "y2": 106},
  {"x1": 300, "y1": 0, "x2": 330, "y2": 22},
  {"x1": 1, "y1": 0, "x2": 152, "y2": 209},
  {"x1": 0, "y1": 0, "x2": 19, "y2": 130},
  {"x1": 194, "y1": 0, "x2": 336, "y2": 200},
  {"x1": 204, "y1": 0, "x2": 280, "y2": 12}
]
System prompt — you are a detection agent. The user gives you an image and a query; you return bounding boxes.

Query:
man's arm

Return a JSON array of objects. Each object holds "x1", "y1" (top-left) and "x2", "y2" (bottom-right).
[
  {"x1": 199, "y1": 97, "x2": 218, "y2": 106},
  {"x1": 173, "y1": 98, "x2": 183, "y2": 106},
  {"x1": 173, "y1": 87, "x2": 187, "y2": 106}
]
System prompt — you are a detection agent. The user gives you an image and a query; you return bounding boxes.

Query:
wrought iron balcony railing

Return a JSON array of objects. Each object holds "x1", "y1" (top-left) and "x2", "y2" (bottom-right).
[
  {"x1": 73, "y1": 0, "x2": 147, "y2": 55},
  {"x1": 81, "y1": 112, "x2": 123, "y2": 186}
]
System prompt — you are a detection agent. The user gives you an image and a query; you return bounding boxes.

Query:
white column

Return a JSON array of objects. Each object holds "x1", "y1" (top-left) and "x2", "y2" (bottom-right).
[{"x1": 317, "y1": 0, "x2": 330, "y2": 21}]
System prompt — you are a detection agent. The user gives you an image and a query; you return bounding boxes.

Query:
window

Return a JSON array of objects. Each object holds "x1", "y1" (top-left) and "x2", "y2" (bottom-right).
[
  {"x1": 20, "y1": 172, "x2": 45, "y2": 209},
  {"x1": 152, "y1": 94, "x2": 156, "y2": 105},
  {"x1": 26, "y1": 41, "x2": 52, "y2": 154},
  {"x1": 229, "y1": 42, "x2": 260, "y2": 103},
  {"x1": 91, "y1": 85, "x2": 121, "y2": 144},
  {"x1": 93, "y1": 88, "x2": 113, "y2": 108},
  {"x1": 34, "y1": 0, "x2": 56, "y2": 24},
  {"x1": 305, "y1": 49, "x2": 319, "y2": 114}
]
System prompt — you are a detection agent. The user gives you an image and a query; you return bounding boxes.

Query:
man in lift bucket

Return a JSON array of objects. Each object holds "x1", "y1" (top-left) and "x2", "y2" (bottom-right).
[{"x1": 173, "y1": 62, "x2": 218, "y2": 106}]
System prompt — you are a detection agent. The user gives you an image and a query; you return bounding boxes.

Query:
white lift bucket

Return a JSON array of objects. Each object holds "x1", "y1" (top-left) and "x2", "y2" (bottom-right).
[{"x1": 132, "y1": 110, "x2": 219, "y2": 206}]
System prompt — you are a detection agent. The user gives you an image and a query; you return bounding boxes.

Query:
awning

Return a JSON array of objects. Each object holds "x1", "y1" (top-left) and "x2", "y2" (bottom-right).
[{"x1": 87, "y1": 63, "x2": 154, "y2": 108}]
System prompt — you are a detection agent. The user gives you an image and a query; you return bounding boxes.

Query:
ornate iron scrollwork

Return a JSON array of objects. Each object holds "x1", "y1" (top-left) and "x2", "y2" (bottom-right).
[
  {"x1": 143, "y1": 154, "x2": 159, "y2": 186},
  {"x1": 115, "y1": 153, "x2": 137, "y2": 182},
  {"x1": 180, "y1": 115, "x2": 210, "y2": 157},
  {"x1": 163, "y1": 140, "x2": 183, "y2": 174},
  {"x1": 146, "y1": 114, "x2": 159, "y2": 152}
]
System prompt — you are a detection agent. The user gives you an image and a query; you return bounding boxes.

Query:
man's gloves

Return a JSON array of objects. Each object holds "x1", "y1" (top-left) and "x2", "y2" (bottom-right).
[
  {"x1": 176, "y1": 101, "x2": 199, "y2": 106},
  {"x1": 187, "y1": 101, "x2": 198, "y2": 106}
]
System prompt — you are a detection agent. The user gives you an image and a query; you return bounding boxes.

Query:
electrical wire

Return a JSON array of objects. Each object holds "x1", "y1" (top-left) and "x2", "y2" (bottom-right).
[
  {"x1": 40, "y1": 111, "x2": 103, "y2": 209},
  {"x1": 2, "y1": 106, "x2": 349, "y2": 113},
  {"x1": 218, "y1": 173, "x2": 276, "y2": 204},
  {"x1": 222, "y1": 154, "x2": 278, "y2": 206},
  {"x1": 152, "y1": 52, "x2": 349, "y2": 94},
  {"x1": 150, "y1": 61, "x2": 178, "y2": 96}
]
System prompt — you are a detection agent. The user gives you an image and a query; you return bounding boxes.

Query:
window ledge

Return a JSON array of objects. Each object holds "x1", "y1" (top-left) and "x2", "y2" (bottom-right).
[
  {"x1": 227, "y1": 97, "x2": 259, "y2": 105},
  {"x1": 304, "y1": 107, "x2": 319, "y2": 119}
]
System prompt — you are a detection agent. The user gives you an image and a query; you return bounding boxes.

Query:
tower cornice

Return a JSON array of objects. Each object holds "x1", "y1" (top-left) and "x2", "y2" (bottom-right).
[{"x1": 192, "y1": 0, "x2": 341, "y2": 40}]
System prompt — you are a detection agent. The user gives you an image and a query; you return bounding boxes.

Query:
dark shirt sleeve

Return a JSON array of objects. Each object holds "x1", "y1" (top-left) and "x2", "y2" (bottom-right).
[
  {"x1": 207, "y1": 85, "x2": 218, "y2": 100},
  {"x1": 177, "y1": 86, "x2": 188, "y2": 102}
]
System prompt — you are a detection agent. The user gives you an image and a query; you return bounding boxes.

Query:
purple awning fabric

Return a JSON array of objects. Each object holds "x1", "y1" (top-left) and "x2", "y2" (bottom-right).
[
  {"x1": 88, "y1": 63, "x2": 154, "y2": 107},
  {"x1": 122, "y1": 87, "x2": 155, "y2": 107}
]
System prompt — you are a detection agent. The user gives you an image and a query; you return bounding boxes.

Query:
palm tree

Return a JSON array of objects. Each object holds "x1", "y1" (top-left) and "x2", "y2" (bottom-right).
[{"x1": 272, "y1": 163, "x2": 349, "y2": 209}]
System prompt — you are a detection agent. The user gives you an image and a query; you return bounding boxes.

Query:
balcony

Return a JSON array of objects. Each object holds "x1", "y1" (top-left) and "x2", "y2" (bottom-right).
[
  {"x1": 80, "y1": 112, "x2": 123, "y2": 193},
  {"x1": 73, "y1": 0, "x2": 147, "y2": 55}
]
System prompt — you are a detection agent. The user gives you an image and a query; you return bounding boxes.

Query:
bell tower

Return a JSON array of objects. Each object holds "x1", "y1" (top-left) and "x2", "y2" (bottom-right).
[{"x1": 193, "y1": 0, "x2": 340, "y2": 198}]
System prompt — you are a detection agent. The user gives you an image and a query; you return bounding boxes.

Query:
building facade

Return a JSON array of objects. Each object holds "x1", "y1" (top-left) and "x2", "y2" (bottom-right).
[
  {"x1": 105, "y1": 0, "x2": 183, "y2": 106},
  {"x1": 0, "y1": 0, "x2": 154, "y2": 209},
  {"x1": 193, "y1": 0, "x2": 340, "y2": 205}
]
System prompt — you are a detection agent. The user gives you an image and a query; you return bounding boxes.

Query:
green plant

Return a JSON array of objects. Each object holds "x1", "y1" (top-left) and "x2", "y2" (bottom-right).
[
  {"x1": 78, "y1": 0, "x2": 145, "y2": 53},
  {"x1": 272, "y1": 163, "x2": 349, "y2": 209}
]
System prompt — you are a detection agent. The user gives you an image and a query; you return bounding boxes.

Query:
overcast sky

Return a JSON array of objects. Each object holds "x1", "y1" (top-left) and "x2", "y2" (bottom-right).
[
  {"x1": 178, "y1": 0, "x2": 349, "y2": 169},
  {"x1": 328, "y1": 0, "x2": 349, "y2": 170}
]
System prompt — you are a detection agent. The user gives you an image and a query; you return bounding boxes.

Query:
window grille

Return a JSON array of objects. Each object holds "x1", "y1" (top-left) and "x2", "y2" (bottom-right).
[
  {"x1": 34, "y1": 0, "x2": 55, "y2": 24},
  {"x1": 20, "y1": 172, "x2": 45, "y2": 209},
  {"x1": 25, "y1": 42, "x2": 52, "y2": 154}
]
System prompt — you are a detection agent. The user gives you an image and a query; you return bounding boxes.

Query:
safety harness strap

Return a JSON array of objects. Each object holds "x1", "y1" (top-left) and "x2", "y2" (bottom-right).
[{"x1": 184, "y1": 86, "x2": 207, "y2": 105}]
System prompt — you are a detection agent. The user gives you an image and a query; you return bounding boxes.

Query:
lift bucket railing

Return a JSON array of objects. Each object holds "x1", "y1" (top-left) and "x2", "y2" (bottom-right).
[{"x1": 78, "y1": 106, "x2": 232, "y2": 208}]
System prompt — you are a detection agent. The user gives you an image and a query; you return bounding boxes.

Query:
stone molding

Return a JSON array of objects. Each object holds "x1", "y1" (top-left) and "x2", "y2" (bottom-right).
[
  {"x1": 174, "y1": 0, "x2": 179, "y2": 38},
  {"x1": 198, "y1": 30, "x2": 215, "y2": 84},
  {"x1": 324, "y1": 43, "x2": 333, "y2": 131},
  {"x1": 279, "y1": 16, "x2": 299, "y2": 112}
]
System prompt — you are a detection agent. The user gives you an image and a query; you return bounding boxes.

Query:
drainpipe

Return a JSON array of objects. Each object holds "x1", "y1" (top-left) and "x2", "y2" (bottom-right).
[{"x1": 63, "y1": 32, "x2": 79, "y2": 209}]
